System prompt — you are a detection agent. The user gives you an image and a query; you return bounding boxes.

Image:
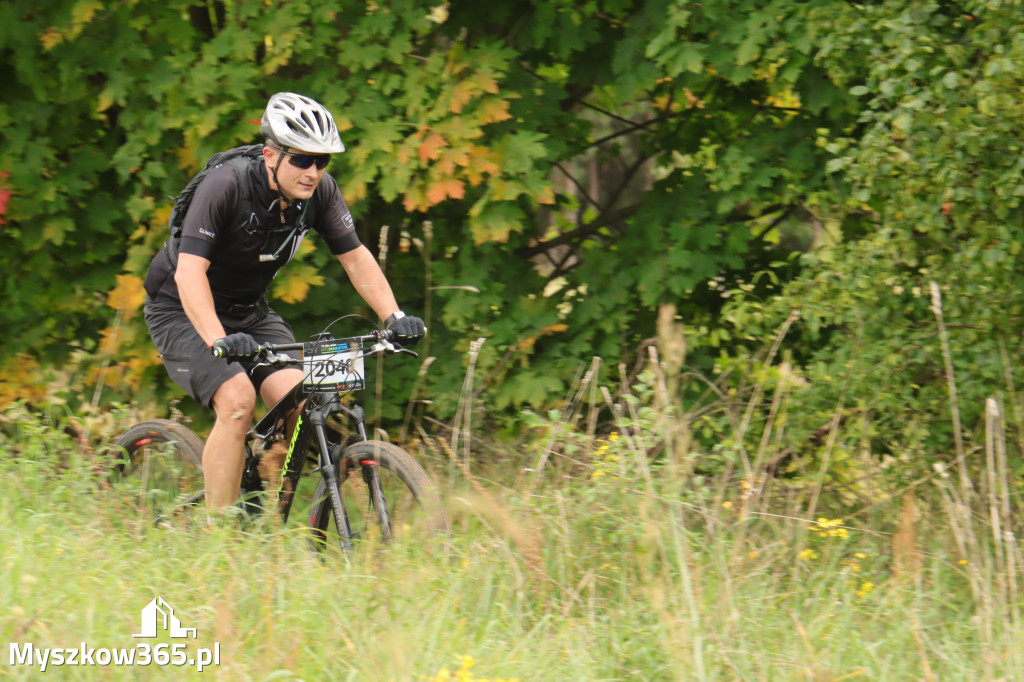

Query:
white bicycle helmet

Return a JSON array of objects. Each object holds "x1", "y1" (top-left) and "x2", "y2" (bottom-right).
[{"x1": 260, "y1": 92, "x2": 345, "y2": 154}]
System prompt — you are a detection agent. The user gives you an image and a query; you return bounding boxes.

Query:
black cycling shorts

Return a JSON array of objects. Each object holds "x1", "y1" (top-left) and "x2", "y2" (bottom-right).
[{"x1": 144, "y1": 296, "x2": 299, "y2": 408}]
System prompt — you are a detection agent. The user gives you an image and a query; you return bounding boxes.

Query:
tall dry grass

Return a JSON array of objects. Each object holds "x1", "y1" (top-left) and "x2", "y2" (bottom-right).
[{"x1": 1, "y1": 302, "x2": 1022, "y2": 680}]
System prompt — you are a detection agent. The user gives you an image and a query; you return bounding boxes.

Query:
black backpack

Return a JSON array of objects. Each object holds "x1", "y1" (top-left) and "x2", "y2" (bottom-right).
[{"x1": 165, "y1": 144, "x2": 265, "y2": 264}]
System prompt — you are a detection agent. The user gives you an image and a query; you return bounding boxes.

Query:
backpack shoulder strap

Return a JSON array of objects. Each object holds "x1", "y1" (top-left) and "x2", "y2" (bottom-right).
[
  {"x1": 223, "y1": 152, "x2": 259, "y2": 232},
  {"x1": 165, "y1": 144, "x2": 264, "y2": 265}
]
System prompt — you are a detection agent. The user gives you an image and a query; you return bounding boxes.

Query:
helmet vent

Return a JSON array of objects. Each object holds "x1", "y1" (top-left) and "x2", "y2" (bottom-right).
[{"x1": 260, "y1": 92, "x2": 346, "y2": 153}]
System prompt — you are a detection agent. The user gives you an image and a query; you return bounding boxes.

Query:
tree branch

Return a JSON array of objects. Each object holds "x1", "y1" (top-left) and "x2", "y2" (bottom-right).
[
  {"x1": 521, "y1": 200, "x2": 793, "y2": 262},
  {"x1": 517, "y1": 203, "x2": 641, "y2": 259},
  {"x1": 751, "y1": 205, "x2": 797, "y2": 241},
  {"x1": 551, "y1": 161, "x2": 599, "y2": 209},
  {"x1": 577, "y1": 99, "x2": 642, "y2": 128},
  {"x1": 598, "y1": 153, "x2": 649, "y2": 215},
  {"x1": 583, "y1": 110, "x2": 684, "y2": 150}
]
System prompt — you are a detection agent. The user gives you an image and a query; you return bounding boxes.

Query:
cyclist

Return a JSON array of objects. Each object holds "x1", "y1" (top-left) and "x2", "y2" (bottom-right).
[{"x1": 142, "y1": 92, "x2": 424, "y2": 511}]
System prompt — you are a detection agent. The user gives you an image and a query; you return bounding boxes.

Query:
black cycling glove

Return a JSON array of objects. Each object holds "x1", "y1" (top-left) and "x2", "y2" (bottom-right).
[
  {"x1": 385, "y1": 312, "x2": 426, "y2": 346},
  {"x1": 211, "y1": 332, "x2": 259, "y2": 362}
]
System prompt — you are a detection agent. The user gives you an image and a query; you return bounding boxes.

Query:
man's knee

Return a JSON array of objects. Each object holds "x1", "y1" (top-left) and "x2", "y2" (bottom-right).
[
  {"x1": 259, "y1": 368, "x2": 304, "y2": 406},
  {"x1": 212, "y1": 377, "x2": 257, "y2": 423}
]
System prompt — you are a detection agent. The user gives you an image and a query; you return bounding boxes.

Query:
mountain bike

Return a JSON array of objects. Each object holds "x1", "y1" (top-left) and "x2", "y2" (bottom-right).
[{"x1": 106, "y1": 325, "x2": 448, "y2": 553}]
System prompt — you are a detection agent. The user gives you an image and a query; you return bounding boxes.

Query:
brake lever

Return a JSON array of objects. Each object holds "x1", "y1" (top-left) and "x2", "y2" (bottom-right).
[
  {"x1": 369, "y1": 340, "x2": 419, "y2": 358},
  {"x1": 248, "y1": 349, "x2": 290, "y2": 372},
  {"x1": 248, "y1": 356, "x2": 273, "y2": 373}
]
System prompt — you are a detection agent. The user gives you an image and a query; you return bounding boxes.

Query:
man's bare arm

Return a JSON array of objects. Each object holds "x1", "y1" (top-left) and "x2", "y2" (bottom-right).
[
  {"x1": 174, "y1": 253, "x2": 227, "y2": 346},
  {"x1": 337, "y1": 245, "x2": 401, "y2": 320}
]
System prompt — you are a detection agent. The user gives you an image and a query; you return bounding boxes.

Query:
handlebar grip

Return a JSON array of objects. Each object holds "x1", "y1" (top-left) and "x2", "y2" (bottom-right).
[{"x1": 212, "y1": 329, "x2": 398, "y2": 360}]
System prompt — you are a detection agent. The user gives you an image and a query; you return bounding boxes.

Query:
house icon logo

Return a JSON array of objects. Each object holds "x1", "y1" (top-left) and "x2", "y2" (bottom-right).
[{"x1": 133, "y1": 597, "x2": 197, "y2": 639}]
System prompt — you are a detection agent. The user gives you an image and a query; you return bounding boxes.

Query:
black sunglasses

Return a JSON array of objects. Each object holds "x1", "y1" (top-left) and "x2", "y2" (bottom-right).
[{"x1": 269, "y1": 146, "x2": 331, "y2": 170}]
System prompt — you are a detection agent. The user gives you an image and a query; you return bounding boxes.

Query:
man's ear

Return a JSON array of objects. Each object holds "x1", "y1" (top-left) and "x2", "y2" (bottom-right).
[{"x1": 262, "y1": 146, "x2": 277, "y2": 166}]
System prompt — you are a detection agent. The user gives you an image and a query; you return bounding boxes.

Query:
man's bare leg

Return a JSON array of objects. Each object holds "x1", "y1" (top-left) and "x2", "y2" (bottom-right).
[{"x1": 204, "y1": 373, "x2": 257, "y2": 510}]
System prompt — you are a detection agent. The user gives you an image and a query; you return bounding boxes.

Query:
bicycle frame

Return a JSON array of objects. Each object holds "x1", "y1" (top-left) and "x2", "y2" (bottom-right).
[
  {"x1": 243, "y1": 382, "x2": 363, "y2": 520},
  {"x1": 236, "y1": 331, "x2": 404, "y2": 552}
]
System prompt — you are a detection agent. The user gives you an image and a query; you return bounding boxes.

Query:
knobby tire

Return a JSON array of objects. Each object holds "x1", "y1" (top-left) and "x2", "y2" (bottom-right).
[
  {"x1": 106, "y1": 419, "x2": 205, "y2": 520},
  {"x1": 308, "y1": 440, "x2": 448, "y2": 552}
]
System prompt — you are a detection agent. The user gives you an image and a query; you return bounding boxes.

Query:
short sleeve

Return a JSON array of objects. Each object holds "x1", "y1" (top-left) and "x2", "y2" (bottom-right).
[
  {"x1": 314, "y1": 174, "x2": 362, "y2": 254},
  {"x1": 178, "y1": 166, "x2": 239, "y2": 252}
]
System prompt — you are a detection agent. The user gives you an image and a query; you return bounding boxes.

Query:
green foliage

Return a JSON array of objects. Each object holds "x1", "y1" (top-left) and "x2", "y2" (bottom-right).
[
  {"x1": 4, "y1": 0, "x2": 1024, "y2": 511},
  {"x1": 7, "y1": 5, "x2": 1024, "y2": 674},
  {"x1": 712, "y1": 0, "x2": 1024, "y2": 472},
  {"x1": 0, "y1": 0, "x2": 858, "y2": 421}
]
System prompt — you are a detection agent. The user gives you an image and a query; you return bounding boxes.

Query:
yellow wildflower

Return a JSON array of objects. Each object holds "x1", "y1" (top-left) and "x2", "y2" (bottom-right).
[
  {"x1": 799, "y1": 548, "x2": 819, "y2": 561},
  {"x1": 811, "y1": 518, "x2": 849, "y2": 539}
]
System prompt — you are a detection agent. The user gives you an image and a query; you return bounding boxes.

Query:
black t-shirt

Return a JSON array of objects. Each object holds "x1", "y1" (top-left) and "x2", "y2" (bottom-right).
[{"x1": 144, "y1": 156, "x2": 361, "y2": 309}]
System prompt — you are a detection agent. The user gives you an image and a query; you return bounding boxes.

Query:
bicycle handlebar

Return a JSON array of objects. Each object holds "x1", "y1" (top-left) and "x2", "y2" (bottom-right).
[{"x1": 211, "y1": 328, "x2": 401, "y2": 361}]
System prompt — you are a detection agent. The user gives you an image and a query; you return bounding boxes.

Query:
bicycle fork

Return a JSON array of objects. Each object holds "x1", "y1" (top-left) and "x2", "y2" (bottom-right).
[
  {"x1": 309, "y1": 412, "x2": 356, "y2": 553},
  {"x1": 312, "y1": 405, "x2": 393, "y2": 552}
]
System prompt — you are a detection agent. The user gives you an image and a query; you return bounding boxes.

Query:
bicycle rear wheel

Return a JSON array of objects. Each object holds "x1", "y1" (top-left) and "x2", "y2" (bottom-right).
[
  {"x1": 308, "y1": 440, "x2": 448, "y2": 552},
  {"x1": 106, "y1": 419, "x2": 205, "y2": 519}
]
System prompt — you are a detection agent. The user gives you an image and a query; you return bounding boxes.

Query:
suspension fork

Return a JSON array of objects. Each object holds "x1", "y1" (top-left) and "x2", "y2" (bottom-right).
[
  {"x1": 322, "y1": 402, "x2": 392, "y2": 544},
  {"x1": 309, "y1": 411, "x2": 355, "y2": 552},
  {"x1": 337, "y1": 405, "x2": 391, "y2": 540},
  {"x1": 361, "y1": 457, "x2": 392, "y2": 542}
]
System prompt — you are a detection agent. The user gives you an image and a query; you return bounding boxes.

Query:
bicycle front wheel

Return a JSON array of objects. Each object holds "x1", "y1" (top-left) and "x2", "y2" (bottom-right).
[
  {"x1": 106, "y1": 419, "x2": 205, "y2": 518},
  {"x1": 308, "y1": 440, "x2": 448, "y2": 551}
]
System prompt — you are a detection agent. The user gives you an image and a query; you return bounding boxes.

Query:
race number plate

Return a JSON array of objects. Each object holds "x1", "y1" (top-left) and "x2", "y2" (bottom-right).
[{"x1": 302, "y1": 338, "x2": 365, "y2": 392}]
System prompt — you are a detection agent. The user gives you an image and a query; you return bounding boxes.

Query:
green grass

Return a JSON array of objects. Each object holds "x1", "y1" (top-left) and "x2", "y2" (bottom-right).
[{"x1": 1, "y1": 403, "x2": 1022, "y2": 681}]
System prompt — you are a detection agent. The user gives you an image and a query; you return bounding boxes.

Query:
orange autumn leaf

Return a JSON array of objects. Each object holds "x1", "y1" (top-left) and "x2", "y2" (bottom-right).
[
  {"x1": 397, "y1": 137, "x2": 418, "y2": 165},
  {"x1": 98, "y1": 325, "x2": 123, "y2": 355},
  {"x1": 479, "y1": 98, "x2": 512, "y2": 124},
  {"x1": 0, "y1": 354, "x2": 46, "y2": 408},
  {"x1": 426, "y1": 179, "x2": 466, "y2": 206},
  {"x1": 106, "y1": 274, "x2": 146, "y2": 320},
  {"x1": 403, "y1": 185, "x2": 428, "y2": 212},
  {"x1": 40, "y1": 28, "x2": 65, "y2": 50},
  {"x1": 418, "y1": 134, "x2": 447, "y2": 163},
  {"x1": 448, "y1": 80, "x2": 476, "y2": 114},
  {"x1": 476, "y1": 73, "x2": 500, "y2": 94},
  {"x1": 464, "y1": 145, "x2": 501, "y2": 185},
  {"x1": 517, "y1": 323, "x2": 569, "y2": 353},
  {"x1": 436, "y1": 147, "x2": 471, "y2": 175}
]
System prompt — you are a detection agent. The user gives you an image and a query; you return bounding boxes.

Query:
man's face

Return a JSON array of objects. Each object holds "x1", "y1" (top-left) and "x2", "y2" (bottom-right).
[{"x1": 264, "y1": 146, "x2": 330, "y2": 202}]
